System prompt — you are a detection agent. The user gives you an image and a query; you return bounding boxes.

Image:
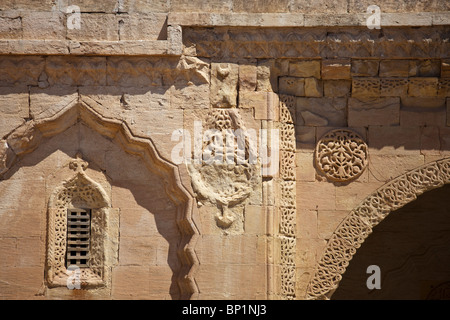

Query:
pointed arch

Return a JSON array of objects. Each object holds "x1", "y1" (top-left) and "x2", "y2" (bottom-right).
[
  {"x1": 0, "y1": 98, "x2": 199, "y2": 299},
  {"x1": 306, "y1": 158, "x2": 450, "y2": 300}
]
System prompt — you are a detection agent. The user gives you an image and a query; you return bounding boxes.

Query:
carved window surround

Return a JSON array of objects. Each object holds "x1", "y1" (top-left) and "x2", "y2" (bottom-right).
[
  {"x1": 0, "y1": 100, "x2": 199, "y2": 299},
  {"x1": 46, "y1": 153, "x2": 117, "y2": 288}
]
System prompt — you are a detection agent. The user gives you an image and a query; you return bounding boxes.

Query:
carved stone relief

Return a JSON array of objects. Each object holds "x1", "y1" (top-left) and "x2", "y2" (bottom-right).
[
  {"x1": 46, "y1": 153, "x2": 113, "y2": 288},
  {"x1": 278, "y1": 94, "x2": 297, "y2": 299},
  {"x1": 306, "y1": 158, "x2": 450, "y2": 300},
  {"x1": 315, "y1": 129, "x2": 368, "y2": 182},
  {"x1": 188, "y1": 109, "x2": 260, "y2": 229}
]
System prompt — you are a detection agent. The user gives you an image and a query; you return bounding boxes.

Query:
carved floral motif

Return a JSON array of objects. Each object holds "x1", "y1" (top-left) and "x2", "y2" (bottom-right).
[{"x1": 315, "y1": 129, "x2": 368, "y2": 182}]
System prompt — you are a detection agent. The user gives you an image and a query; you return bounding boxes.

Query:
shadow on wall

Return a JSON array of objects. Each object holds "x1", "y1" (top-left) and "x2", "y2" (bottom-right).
[
  {"x1": 1, "y1": 120, "x2": 185, "y2": 299},
  {"x1": 332, "y1": 184, "x2": 450, "y2": 300}
]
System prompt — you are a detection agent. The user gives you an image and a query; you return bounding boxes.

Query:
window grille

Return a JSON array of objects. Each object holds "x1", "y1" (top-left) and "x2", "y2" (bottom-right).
[{"x1": 66, "y1": 209, "x2": 91, "y2": 268}]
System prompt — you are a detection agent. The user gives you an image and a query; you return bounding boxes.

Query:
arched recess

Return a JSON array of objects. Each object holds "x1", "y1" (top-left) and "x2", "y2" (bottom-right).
[
  {"x1": 0, "y1": 98, "x2": 199, "y2": 299},
  {"x1": 306, "y1": 157, "x2": 450, "y2": 300}
]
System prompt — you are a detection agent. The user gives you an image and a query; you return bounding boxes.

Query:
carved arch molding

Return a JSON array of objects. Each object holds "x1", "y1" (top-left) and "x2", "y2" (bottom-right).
[
  {"x1": 0, "y1": 98, "x2": 199, "y2": 299},
  {"x1": 306, "y1": 158, "x2": 450, "y2": 300}
]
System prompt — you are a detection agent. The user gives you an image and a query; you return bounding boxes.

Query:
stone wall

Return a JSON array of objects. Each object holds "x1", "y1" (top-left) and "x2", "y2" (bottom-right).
[{"x1": 0, "y1": 1, "x2": 449, "y2": 300}]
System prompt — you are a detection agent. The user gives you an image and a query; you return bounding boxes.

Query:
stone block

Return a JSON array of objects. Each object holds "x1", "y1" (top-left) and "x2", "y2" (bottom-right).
[
  {"x1": 448, "y1": 99, "x2": 450, "y2": 126},
  {"x1": 239, "y1": 63, "x2": 257, "y2": 91},
  {"x1": 352, "y1": 78, "x2": 380, "y2": 98},
  {"x1": 119, "y1": 236, "x2": 158, "y2": 266},
  {"x1": 289, "y1": 60, "x2": 321, "y2": 79},
  {"x1": 420, "y1": 126, "x2": 440, "y2": 155},
  {"x1": 408, "y1": 77, "x2": 439, "y2": 97},
  {"x1": 296, "y1": 151, "x2": 315, "y2": 182},
  {"x1": 171, "y1": 0, "x2": 233, "y2": 12},
  {"x1": 0, "y1": 267, "x2": 44, "y2": 299},
  {"x1": 118, "y1": 13, "x2": 168, "y2": 41},
  {"x1": 438, "y1": 79, "x2": 450, "y2": 97},
  {"x1": 279, "y1": 77, "x2": 305, "y2": 96},
  {"x1": 290, "y1": 0, "x2": 348, "y2": 14},
  {"x1": 120, "y1": 0, "x2": 170, "y2": 13},
  {"x1": 22, "y1": 11, "x2": 65, "y2": 40},
  {"x1": 296, "y1": 97, "x2": 347, "y2": 127},
  {"x1": 380, "y1": 78, "x2": 408, "y2": 96},
  {"x1": 296, "y1": 181, "x2": 335, "y2": 211},
  {"x1": 66, "y1": 13, "x2": 119, "y2": 41},
  {"x1": 368, "y1": 126, "x2": 421, "y2": 156},
  {"x1": 400, "y1": 107, "x2": 447, "y2": 127},
  {"x1": 304, "y1": 78, "x2": 323, "y2": 97},
  {"x1": 295, "y1": 238, "x2": 326, "y2": 268},
  {"x1": 321, "y1": 60, "x2": 351, "y2": 79},
  {"x1": 348, "y1": 97, "x2": 400, "y2": 127},
  {"x1": 0, "y1": 87, "x2": 29, "y2": 118},
  {"x1": 210, "y1": 63, "x2": 238, "y2": 107},
  {"x1": 409, "y1": 59, "x2": 441, "y2": 77},
  {"x1": 30, "y1": 86, "x2": 78, "y2": 120},
  {"x1": 401, "y1": 97, "x2": 446, "y2": 109},
  {"x1": 244, "y1": 205, "x2": 266, "y2": 235},
  {"x1": 335, "y1": 182, "x2": 384, "y2": 211},
  {"x1": 238, "y1": 91, "x2": 267, "y2": 109},
  {"x1": 295, "y1": 126, "x2": 316, "y2": 151},
  {"x1": 67, "y1": 0, "x2": 122, "y2": 12},
  {"x1": 367, "y1": 154, "x2": 425, "y2": 182},
  {"x1": 379, "y1": 59, "x2": 410, "y2": 77},
  {"x1": 0, "y1": 16, "x2": 21, "y2": 39},
  {"x1": 317, "y1": 210, "x2": 348, "y2": 240},
  {"x1": 442, "y1": 59, "x2": 450, "y2": 78},
  {"x1": 256, "y1": 59, "x2": 275, "y2": 92},
  {"x1": 323, "y1": 80, "x2": 351, "y2": 97},
  {"x1": 296, "y1": 209, "x2": 317, "y2": 239},
  {"x1": 351, "y1": 59, "x2": 379, "y2": 77},
  {"x1": 111, "y1": 266, "x2": 151, "y2": 299}
]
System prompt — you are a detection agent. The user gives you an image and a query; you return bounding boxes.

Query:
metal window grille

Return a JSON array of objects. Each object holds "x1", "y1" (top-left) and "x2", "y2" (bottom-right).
[{"x1": 66, "y1": 209, "x2": 91, "y2": 268}]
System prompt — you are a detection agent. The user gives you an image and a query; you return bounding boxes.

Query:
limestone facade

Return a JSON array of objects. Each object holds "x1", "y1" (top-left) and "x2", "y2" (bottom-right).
[{"x1": 0, "y1": 1, "x2": 449, "y2": 300}]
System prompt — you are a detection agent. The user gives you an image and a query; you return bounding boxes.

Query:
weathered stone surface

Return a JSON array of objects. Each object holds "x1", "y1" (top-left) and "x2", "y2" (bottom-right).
[
  {"x1": 296, "y1": 151, "x2": 315, "y2": 182},
  {"x1": 22, "y1": 11, "x2": 65, "y2": 40},
  {"x1": 30, "y1": 86, "x2": 78, "y2": 120},
  {"x1": 351, "y1": 60, "x2": 379, "y2": 77},
  {"x1": 297, "y1": 97, "x2": 346, "y2": 127},
  {"x1": 321, "y1": 60, "x2": 351, "y2": 79},
  {"x1": 379, "y1": 60, "x2": 411, "y2": 77},
  {"x1": 409, "y1": 59, "x2": 441, "y2": 77},
  {"x1": 351, "y1": 78, "x2": 380, "y2": 98},
  {"x1": 380, "y1": 78, "x2": 408, "y2": 96},
  {"x1": 408, "y1": 77, "x2": 439, "y2": 96},
  {"x1": 323, "y1": 80, "x2": 350, "y2": 97},
  {"x1": 400, "y1": 107, "x2": 447, "y2": 127},
  {"x1": 304, "y1": 78, "x2": 323, "y2": 97},
  {"x1": 67, "y1": 13, "x2": 119, "y2": 41},
  {"x1": 118, "y1": 13, "x2": 168, "y2": 41},
  {"x1": 238, "y1": 63, "x2": 257, "y2": 91},
  {"x1": 289, "y1": 60, "x2": 321, "y2": 79},
  {"x1": 0, "y1": 16, "x2": 21, "y2": 39},
  {"x1": 442, "y1": 60, "x2": 450, "y2": 78},
  {"x1": 348, "y1": 97, "x2": 400, "y2": 127},
  {"x1": 279, "y1": 77, "x2": 305, "y2": 96},
  {"x1": 210, "y1": 63, "x2": 238, "y2": 107},
  {"x1": 368, "y1": 126, "x2": 421, "y2": 155}
]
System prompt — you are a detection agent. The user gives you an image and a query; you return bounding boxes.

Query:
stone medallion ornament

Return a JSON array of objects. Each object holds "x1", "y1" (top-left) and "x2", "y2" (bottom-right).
[
  {"x1": 315, "y1": 129, "x2": 368, "y2": 182},
  {"x1": 188, "y1": 109, "x2": 260, "y2": 229}
]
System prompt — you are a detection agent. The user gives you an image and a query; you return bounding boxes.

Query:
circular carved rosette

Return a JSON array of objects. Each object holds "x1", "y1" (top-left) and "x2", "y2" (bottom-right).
[{"x1": 315, "y1": 129, "x2": 368, "y2": 182}]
